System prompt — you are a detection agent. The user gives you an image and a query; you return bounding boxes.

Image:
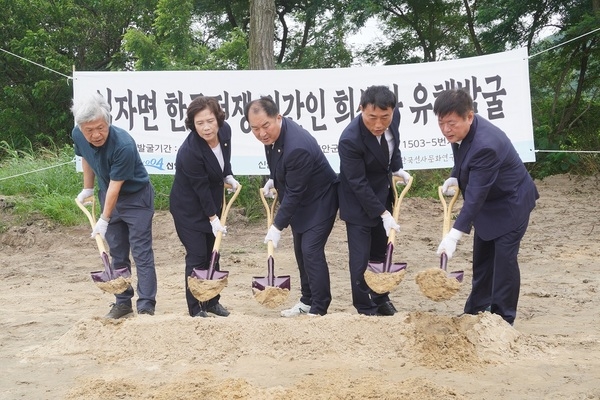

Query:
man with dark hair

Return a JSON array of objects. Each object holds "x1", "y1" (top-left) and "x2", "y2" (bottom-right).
[
  {"x1": 245, "y1": 97, "x2": 339, "y2": 317},
  {"x1": 434, "y1": 88, "x2": 538, "y2": 326},
  {"x1": 338, "y1": 85, "x2": 411, "y2": 316}
]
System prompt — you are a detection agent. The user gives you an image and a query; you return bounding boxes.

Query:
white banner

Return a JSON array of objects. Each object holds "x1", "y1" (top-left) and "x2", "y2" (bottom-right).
[{"x1": 73, "y1": 48, "x2": 535, "y2": 175}]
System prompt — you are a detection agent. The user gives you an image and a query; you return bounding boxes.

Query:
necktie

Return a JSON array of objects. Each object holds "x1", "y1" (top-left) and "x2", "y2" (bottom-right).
[{"x1": 380, "y1": 135, "x2": 389, "y2": 165}]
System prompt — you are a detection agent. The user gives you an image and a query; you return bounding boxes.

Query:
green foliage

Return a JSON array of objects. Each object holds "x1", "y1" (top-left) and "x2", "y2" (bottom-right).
[
  {"x1": 359, "y1": 0, "x2": 473, "y2": 64},
  {"x1": 0, "y1": 141, "x2": 455, "y2": 228},
  {"x1": 475, "y1": 0, "x2": 566, "y2": 52},
  {"x1": 0, "y1": 143, "x2": 83, "y2": 225},
  {"x1": 232, "y1": 176, "x2": 267, "y2": 222},
  {"x1": 0, "y1": 0, "x2": 159, "y2": 158},
  {"x1": 149, "y1": 175, "x2": 174, "y2": 210},
  {"x1": 0, "y1": 141, "x2": 269, "y2": 226},
  {"x1": 524, "y1": 0, "x2": 600, "y2": 177},
  {"x1": 406, "y1": 169, "x2": 454, "y2": 199},
  {"x1": 207, "y1": 28, "x2": 249, "y2": 70},
  {"x1": 1, "y1": 0, "x2": 600, "y2": 180}
]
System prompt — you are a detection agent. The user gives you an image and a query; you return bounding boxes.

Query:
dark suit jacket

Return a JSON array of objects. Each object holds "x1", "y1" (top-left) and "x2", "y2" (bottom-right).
[
  {"x1": 267, "y1": 118, "x2": 338, "y2": 233},
  {"x1": 338, "y1": 108, "x2": 403, "y2": 226},
  {"x1": 452, "y1": 115, "x2": 539, "y2": 240},
  {"x1": 169, "y1": 122, "x2": 233, "y2": 232}
]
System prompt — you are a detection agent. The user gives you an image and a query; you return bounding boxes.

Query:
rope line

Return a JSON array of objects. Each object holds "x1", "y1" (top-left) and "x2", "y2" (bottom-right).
[
  {"x1": 0, "y1": 160, "x2": 75, "y2": 182},
  {"x1": 535, "y1": 149, "x2": 600, "y2": 154},
  {"x1": 0, "y1": 48, "x2": 72, "y2": 80},
  {"x1": 2, "y1": 24, "x2": 600, "y2": 76},
  {"x1": 528, "y1": 26, "x2": 600, "y2": 59},
  {"x1": 0, "y1": 151, "x2": 597, "y2": 183}
]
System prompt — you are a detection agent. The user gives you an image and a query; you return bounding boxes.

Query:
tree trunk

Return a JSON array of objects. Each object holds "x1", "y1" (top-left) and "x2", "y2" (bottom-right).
[{"x1": 249, "y1": 0, "x2": 275, "y2": 70}]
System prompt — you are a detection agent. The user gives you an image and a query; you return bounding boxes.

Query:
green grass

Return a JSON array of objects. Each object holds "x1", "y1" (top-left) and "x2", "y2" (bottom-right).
[
  {"x1": 0, "y1": 143, "x2": 273, "y2": 227},
  {"x1": 148, "y1": 174, "x2": 266, "y2": 220},
  {"x1": 404, "y1": 168, "x2": 453, "y2": 198},
  {"x1": 0, "y1": 142, "x2": 454, "y2": 229}
]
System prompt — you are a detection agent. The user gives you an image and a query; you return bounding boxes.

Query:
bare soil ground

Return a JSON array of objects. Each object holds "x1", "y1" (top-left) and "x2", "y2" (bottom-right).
[{"x1": 1, "y1": 174, "x2": 599, "y2": 399}]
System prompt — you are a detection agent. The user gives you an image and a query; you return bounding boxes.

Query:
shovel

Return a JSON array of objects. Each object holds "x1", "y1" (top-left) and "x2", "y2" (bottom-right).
[
  {"x1": 252, "y1": 188, "x2": 291, "y2": 308},
  {"x1": 365, "y1": 175, "x2": 412, "y2": 293},
  {"x1": 188, "y1": 183, "x2": 242, "y2": 302},
  {"x1": 75, "y1": 197, "x2": 132, "y2": 294},
  {"x1": 438, "y1": 185, "x2": 464, "y2": 282}
]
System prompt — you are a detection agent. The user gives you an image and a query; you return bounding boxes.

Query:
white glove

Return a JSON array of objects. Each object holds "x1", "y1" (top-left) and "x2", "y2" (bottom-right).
[
  {"x1": 381, "y1": 211, "x2": 400, "y2": 237},
  {"x1": 210, "y1": 217, "x2": 227, "y2": 237},
  {"x1": 442, "y1": 177, "x2": 458, "y2": 196},
  {"x1": 264, "y1": 224, "x2": 282, "y2": 248},
  {"x1": 262, "y1": 178, "x2": 275, "y2": 198},
  {"x1": 91, "y1": 216, "x2": 109, "y2": 239},
  {"x1": 77, "y1": 188, "x2": 95, "y2": 205},
  {"x1": 437, "y1": 228, "x2": 463, "y2": 259},
  {"x1": 392, "y1": 169, "x2": 411, "y2": 184},
  {"x1": 223, "y1": 175, "x2": 239, "y2": 193}
]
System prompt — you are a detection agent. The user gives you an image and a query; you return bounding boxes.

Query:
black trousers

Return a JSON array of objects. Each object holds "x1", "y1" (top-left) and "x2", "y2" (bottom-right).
[
  {"x1": 291, "y1": 215, "x2": 336, "y2": 315},
  {"x1": 173, "y1": 223, "x2": 221, "y2": 316},
  {"x1": 345, "y1": 220, "x2": 391, "y2": 315},
  {"x1": 464, "y1": 216, "x2": 530, "y2": 325}
]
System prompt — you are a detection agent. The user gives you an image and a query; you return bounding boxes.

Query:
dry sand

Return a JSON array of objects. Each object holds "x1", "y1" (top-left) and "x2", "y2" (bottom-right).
[{"x1": 0, "y1": 174, "x2": 599, "y2": 399}]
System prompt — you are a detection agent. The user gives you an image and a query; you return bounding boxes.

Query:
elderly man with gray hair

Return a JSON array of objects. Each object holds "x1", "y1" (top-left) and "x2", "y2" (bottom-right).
[{"x1": 71, "y1": 93, "x2": 157, "y2": 319}]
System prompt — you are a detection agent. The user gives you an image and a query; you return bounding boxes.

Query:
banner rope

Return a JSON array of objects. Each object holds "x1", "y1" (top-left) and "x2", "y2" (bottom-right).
[
  {"x1": 535, "y1": 149, "x2": 600, "y2": 154},
  {"x1": 3, "y1": 26, "x2": 600, "y2": 77},
  {"x1": 0, "y1": 151, "x2": 597, "y2": 183},
  {"x1": 528, "y1": 26, "x2": 600, "y2": 59},
  {"x1": 0, "y1": 160, "x2": 75, "y2": 182},
  {"x1": 0, "y1": 48, "x2": 72, "y2": 80}
]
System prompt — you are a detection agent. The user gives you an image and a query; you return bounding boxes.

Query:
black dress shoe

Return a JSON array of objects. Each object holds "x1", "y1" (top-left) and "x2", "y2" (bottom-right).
[
  {"x1": 377, "y1": 301, "x2": 397, "y2": 316},
  {"x1": 193, "y1": 310, "x2": 209, "y2": 318},
  {"x1": 206, "y1": 302, "x2": 230, "y2": 317}
]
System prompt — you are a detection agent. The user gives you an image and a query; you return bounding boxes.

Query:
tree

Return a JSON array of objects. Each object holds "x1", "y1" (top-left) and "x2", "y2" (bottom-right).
[
  {"x1": 249, "y1": 0, "x2": 275, "y2": 69},
  {"x1": 354, "y1": 0, "x2": 473, "y2": 64},
  {"x1": 0, "y1": 0, "x2": 157, "y2": 153},
  {"x1": 1, "y1": 0, "x2": 599, "y2": 178},
  {"x1": 527, "y1": 0, "x2": 600, "y2": 176}
]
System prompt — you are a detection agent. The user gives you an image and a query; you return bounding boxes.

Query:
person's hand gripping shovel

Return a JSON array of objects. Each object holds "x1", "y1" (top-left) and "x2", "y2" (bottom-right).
[
  {"x1": 188, "y1": 183, "x2": 242, "y2": 304},
  {"x1": 437, "y1": 185, "x2": 465, "y2": 282},
  {"x1": 75, "y1": 196, "x2": 132, "y2": 294},
  {"x1": 364, "y1": 175, "x2": 412, "y2": 294},
  {"x1": 415, "y1": 185, "x2": 463, "y2": 301},
  {"x1": 252, "y1": 188, "x2": 291, "y2": 308}
]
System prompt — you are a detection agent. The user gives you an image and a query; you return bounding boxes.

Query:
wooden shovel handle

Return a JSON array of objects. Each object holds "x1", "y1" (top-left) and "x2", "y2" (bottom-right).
[
  {"x1": 75, "y1": 197, "x2": 107, "y2": 256},
  {"x1": 438, "y1": 185, "x2": 460, "y2": 237},
  {"x1": 259, "y1": 187, "x2": 278, "y2": 257},
  {"x1": 212, "y1": 183, "x2": 243, "y2": 252},
  {"x1": 387, "y1": 175, "x2": 413, "y2": 244}
]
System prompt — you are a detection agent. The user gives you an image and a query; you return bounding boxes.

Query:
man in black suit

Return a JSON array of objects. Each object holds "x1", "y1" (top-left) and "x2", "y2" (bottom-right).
[
  {"x1": 338, "y1": 85, "x2": 411, "y2": 316},
  {"x1": 435, "y1": 89, "x2": 538, "y2": 325},
  {"x1": 245, "y1": 97, "x2": 338, "y2": 317}
]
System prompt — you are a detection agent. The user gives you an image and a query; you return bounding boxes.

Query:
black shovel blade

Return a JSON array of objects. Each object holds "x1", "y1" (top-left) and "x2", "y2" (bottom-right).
[
  {"x1": 191, "y1": 249, "x2": 229, "y2": 280},
  {"x1": 366, "y1": 242, "x2": 407, "y2": 273},
  {"x1": 251, "y1": 255, "x2": 291, "y2": 290},
  {"x1": 251, "y1": 276, "x2": 291, "y2": 291},
  {"x1": 90, "y1": 268, "x2": 131, "y2": 283},
  {"x1": 449, "y1": 271, "x2": 464, "y2": 283},
  {"x1": 366, "y1": 261, "x2": 407, "y2": 274},
  {"x1": 440, "y1": 253, "x2": 464, "y2": 283},
  {"x1": 252, "y1": 264, "x2": 291, "y2": 290},
  {"x1": 90, "y1": 251, "x2": 131, "y2": 282},
  {"x1": 191, "y1": 269, "x2": 229, "y2": 280}
]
